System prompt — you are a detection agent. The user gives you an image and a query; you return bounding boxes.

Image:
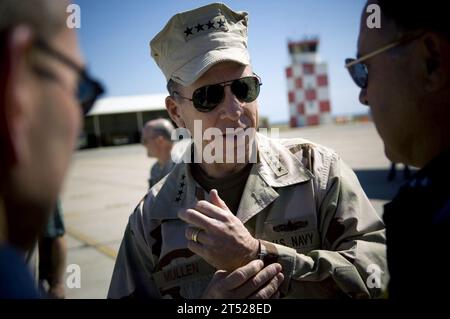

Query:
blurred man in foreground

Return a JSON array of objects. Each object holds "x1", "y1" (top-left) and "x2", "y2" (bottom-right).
[
  {"x1": 0, "y1": 0, "x2": 103, "y2": 298},
  {"x1": 347, "y1": 0, "x2": 450, "y2": 298}
]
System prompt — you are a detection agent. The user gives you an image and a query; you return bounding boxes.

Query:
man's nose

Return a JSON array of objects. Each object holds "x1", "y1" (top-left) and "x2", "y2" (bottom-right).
[
  {"x1": 219, "y1": 86, "x2": 243, "y2": 121},
  {"x1": 359, "y1": 88, "x2": 369, "y2": 106}
]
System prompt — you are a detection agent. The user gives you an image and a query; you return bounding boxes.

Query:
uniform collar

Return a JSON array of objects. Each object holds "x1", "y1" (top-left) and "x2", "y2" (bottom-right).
[
  {"x1": 148, "y1": 133, "x2": 313, "y2": 222},
  {"x1": 146, "y1": 163, "x2": 198, "y2": 221},
  {"x1": 255, "y1": 133, "x2": 312, "y2": 187}
]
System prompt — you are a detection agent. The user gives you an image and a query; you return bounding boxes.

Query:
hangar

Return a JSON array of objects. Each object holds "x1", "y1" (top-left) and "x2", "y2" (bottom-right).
[{"x1": 79, "y1": 94, "x2": 169, "y2": 148}]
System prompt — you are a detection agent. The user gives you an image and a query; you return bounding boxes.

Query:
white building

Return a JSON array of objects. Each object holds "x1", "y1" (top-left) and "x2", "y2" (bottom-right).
[{"x1": 80, "y1": 94, "x2": 169, "y2": 148}]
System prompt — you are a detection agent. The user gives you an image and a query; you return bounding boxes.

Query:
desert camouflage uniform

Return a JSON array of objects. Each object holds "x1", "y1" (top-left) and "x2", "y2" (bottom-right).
[{"x1": 108, "y1": 133, "x2": 387, "y2": 298}]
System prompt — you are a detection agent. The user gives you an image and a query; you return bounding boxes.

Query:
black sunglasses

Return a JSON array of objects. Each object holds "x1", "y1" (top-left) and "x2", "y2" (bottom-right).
[
  {"x1": 345, "y1": 32, "x2": 424, "y2": 89},
  {"x1": 345, "y1": 58, "x2": 369, "y2": 89},
  {"x1": 173, "y1": 75, "x2": 262, "y2": 112},
  {"x1": 33, "y1": 39, "x2": 105, "y2": 115}
]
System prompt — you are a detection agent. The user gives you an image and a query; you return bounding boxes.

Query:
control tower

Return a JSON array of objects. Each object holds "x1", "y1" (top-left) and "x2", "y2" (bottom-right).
[{"x1": 286, "y1": 38, "x2": 331, "y2": 127}]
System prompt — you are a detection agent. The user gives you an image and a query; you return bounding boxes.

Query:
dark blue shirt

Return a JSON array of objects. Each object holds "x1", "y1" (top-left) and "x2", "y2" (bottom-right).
[
  {"x1": 384, "y1": 148, "x2": 450, "y2": 299},
  {"x1": 0, "y1": 245, "x2": 40, "y2": 299}
]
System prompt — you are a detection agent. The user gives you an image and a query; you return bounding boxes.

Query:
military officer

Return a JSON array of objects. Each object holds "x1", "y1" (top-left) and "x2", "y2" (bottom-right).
[{"x1": 108, "y1": 3, "x2": 387, "y2": 299}]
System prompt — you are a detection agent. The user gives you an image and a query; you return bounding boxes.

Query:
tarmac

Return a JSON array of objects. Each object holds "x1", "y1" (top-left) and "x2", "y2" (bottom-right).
[{"x1": 61, "y1": 122, "x2": 409, "y2": 298}]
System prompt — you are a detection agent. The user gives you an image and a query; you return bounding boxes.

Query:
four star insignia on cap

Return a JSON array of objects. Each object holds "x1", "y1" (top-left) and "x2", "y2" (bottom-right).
[
  {"x1": 195, "y1": 23, "x2": 204, "y2": 32},
  {"x1": 183, "y1": 17, "x2": 227, "y2": 38},
  {"x1": 184, "y1": 27, "x2": 193, "y2": 36}
]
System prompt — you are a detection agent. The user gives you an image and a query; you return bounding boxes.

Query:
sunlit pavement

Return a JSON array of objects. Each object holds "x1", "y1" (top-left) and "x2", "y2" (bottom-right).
[{"x1": 62, "y1": 122, "x2": 405, "y2": 298}]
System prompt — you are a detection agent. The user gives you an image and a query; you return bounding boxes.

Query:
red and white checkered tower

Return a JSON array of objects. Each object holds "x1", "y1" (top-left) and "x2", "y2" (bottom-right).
[{"x1": 286, "y1": 38, "x2": 332, "y2": 127}]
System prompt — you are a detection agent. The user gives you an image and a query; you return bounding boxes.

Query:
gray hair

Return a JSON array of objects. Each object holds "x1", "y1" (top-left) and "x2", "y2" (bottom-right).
[
  {"x1": 166, "y1": 79, "x2": 180, "y2": 97},
  {"x1": 142, "y1": 118, "x2": 175, "y2": 142}
]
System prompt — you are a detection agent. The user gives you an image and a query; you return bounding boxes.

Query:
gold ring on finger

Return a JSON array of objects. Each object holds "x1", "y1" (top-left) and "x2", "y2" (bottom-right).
[{"x1": 191, "y1": 228, "x2": 201, "y2": 244}]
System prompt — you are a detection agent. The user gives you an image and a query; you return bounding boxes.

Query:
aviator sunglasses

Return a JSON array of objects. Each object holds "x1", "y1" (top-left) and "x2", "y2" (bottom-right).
[
  {"x1": 345, "y1": 32, "x2": 424, "y2": 89},
  {"x1": 173, "y1": 74, "x2": 262, "y2": 112}
]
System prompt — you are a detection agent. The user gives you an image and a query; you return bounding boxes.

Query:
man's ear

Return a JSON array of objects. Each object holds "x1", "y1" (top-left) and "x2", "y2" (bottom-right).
[
  {"x1": 0, "y1": 26, "x2": 34, "y2": 170},
  {"x1": 165, "y1": 96, "x2": 185, "y2": 128},
  {"x1": 421, "y1": 33, "x2": 450, "y2": 92}
]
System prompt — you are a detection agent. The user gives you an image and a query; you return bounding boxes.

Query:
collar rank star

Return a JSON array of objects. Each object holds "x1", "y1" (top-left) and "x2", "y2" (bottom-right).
[{"x1": 175, "y1": 174, "x2": 186, "y2": 202}]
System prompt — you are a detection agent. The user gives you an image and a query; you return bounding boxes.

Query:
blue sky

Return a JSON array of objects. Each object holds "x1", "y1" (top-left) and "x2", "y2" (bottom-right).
[{"x1": 75, "y1": 0, "x2": 368, "y2": 123}]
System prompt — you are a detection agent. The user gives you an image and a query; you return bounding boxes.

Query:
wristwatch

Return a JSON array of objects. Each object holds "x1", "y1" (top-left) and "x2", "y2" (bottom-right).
[{"x1": 257, "y1": 239, "x2": 278, "y2": 267}]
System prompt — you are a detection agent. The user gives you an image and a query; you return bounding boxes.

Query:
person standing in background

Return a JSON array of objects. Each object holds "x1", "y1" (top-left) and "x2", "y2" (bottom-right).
[{"x1": 141, "y1": 119, "x2": 176, "y2": 188}]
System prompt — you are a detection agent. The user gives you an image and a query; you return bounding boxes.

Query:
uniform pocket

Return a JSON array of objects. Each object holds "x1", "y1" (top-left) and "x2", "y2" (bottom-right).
[
  {"x1": 263, "y1": 219, "x2": 321, "y2": 254},
  {"x1": 153, "y1": 255, "x2": 215, "y2": 299}
]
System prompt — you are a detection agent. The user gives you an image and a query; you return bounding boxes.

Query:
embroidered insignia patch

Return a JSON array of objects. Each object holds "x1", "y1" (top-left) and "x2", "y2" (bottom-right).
[
  {"x1": 183, "y1": 15, "x2": 229, "y2": 41},
  {"x1": 273, "y1": 220, "x2": 309, "y2": 232}
]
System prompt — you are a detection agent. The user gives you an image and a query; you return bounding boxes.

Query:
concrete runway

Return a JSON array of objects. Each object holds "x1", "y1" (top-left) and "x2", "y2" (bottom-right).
[{"x1": 61, "y1": 122, "x2": 408, "y2": 298}]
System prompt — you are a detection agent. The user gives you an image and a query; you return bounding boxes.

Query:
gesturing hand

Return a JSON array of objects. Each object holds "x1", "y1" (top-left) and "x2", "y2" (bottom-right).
[
  {"x1": 178, "y1": 189, "x2": 259, "y2": 272},
  {"x1": 202, "y1": 259, "x2": 284, "y2": 299}
]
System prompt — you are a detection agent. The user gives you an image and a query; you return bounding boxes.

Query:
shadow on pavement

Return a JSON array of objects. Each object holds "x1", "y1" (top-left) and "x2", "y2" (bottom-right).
[{"x1": 354, "y1": 168, "x2": 417, "y2": 201}]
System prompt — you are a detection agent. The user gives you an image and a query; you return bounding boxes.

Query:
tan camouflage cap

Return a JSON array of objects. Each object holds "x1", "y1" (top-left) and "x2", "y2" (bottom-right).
[{"x1": 150, "y1": 3, "x2": 250, "y2": 87}]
